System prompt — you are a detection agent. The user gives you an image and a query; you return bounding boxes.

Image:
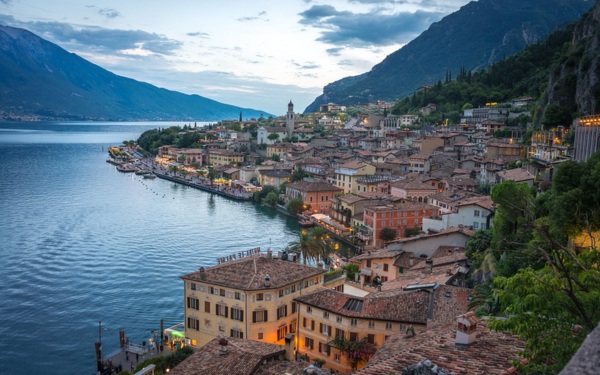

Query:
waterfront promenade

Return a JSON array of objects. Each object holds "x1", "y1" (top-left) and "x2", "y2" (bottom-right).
[{"x1": 100, "y1": 343, "x2": 176, "y2": 374}]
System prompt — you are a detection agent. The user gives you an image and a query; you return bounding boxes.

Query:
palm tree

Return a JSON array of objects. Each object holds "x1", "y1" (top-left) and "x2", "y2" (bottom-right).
[
  {"x1": 288, "y1": 231, "x2": 318, "y2": 265},
  {"x1": 309, "y1": 227, "x2": 335, "y2": 265}
]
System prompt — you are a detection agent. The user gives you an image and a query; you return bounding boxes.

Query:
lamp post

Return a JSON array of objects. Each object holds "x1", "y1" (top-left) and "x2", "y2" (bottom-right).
[{"x1": 95, "y1": 320, "x2": 103, "y2": 372}]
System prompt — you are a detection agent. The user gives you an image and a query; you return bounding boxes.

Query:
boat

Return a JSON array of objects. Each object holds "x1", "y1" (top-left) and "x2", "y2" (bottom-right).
[
  {"x1": 143, "y1": 173, "x2": 157, "y2": 179},
  {"x1": 116, "y1": 164, "x2": 138, "y2": 173},
  {"x1": 299, "y1": 219, "x2": 315, "y2": 228}
]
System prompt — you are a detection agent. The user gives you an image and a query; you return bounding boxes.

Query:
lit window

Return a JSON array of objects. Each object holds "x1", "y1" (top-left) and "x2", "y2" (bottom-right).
[{"x1": 277, "y1": 325, "x2": 288, "y2": 341}]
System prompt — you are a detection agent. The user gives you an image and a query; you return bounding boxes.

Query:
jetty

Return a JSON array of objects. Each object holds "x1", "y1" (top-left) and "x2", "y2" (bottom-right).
[{"x1": 154, "y1": 172, "x2": 253, "y2": 201}]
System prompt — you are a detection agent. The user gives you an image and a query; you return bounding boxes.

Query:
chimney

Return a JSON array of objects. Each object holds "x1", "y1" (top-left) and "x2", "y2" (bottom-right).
[
  {"x1": 425, "y1": 259, "x2": 433, "y2": 274},
  {"x1": 267, "y1": 249, "x2": 272, "y2": 259},
  {"x1": 198, "y1": 267, "x2": 206, "y2": 281},
  {"x1": 284, "y1": 333, "x2": 295, "y2": 361},
  {"x1": 456, "y1": 311, "x2": 480, "y2": 347},
  {"x1": 409, "y1": 256, "x2": 414, "y2": 267},
  {"x1": 219, "y1": 338, "x2": 229, "y2": 355},
  {"x1": 264, "y1": 274, "x2": 271, "y2": 288}
]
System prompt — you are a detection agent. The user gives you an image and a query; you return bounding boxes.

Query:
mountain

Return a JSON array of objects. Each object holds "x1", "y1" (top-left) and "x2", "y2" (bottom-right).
[
  {"x1": 540, "y1": 0, "x2": 600, "y2": 122},
  {"x1": 305, "y1": 0, "x2": 594, "y2": 113},
  {"x1": 0, "y1": 25, "x2": 270, "y2": 121}
]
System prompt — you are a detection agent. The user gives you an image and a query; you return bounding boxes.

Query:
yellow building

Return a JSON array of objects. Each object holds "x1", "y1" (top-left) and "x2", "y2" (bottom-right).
[
  {"x1": 180, "y1": 251, "x2": 344, "y2": 348},
  {"x1": 207, "y1": 149, "x2": 244, "y2": 166},
  {"x1": 293, "y1": 288, "x2": 430, "y2": 374}
]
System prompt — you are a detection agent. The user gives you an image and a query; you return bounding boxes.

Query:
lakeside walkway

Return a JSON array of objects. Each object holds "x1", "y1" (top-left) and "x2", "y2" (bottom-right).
[{"x1": 101, "y1": 343, "x2": 178, "y2": 374}]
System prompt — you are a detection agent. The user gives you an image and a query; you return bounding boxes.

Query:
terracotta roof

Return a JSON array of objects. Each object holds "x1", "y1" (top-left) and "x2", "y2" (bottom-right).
[
  {"x1": 390, "y1": 180, "x2": 439, "y2": 191},
  {"x1": 169, "y1": 337, "x2": 285, "y2": 375},
  {"x1": 350, "y1": 248, "x2": 403, "y2": 262},
  {"x1": 180, "y1": 255, "x2": 325, "y2": 290},
  {"x1": 286, "y1": 181, "x2": 342, "y2": 193},
  {"x1": 497, "y1": 168, "x2": 534, "y2": 182},
  {"x1": 380, "y1": 268, "x2": 457, "y2": 291},
  {"x1": 260, "y1": 170, "x2": 291, "y2": 178},
  {"x1": 339, "y1": 160, "x2": 371, "y2": 169},
  {"x1": 352, "y1": 322, "x2": 525, "y2": 375},
  {"x1": 294, "y1": 288, "x2": 430, "y2": 324},
  {"x1": 386, "y1": 226, "x2": 474, "y2": 245}
]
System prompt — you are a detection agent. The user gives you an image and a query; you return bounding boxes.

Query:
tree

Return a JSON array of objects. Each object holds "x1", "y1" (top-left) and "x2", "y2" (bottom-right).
[
  {"x1": 267, "y1": 133, "x2": 280, "y2": 142},
  {"x1": 309, "y1": 226, "x2": 335, "y2": 265},
  {"x1": 289, "y1": 231, "x2": 318, "y2": 265},
  {"x1": 329, "y1": 337, "x2": 377, "y2": 371},
  {"x1": 292, "y1": 167, "x2": 309, "y2": 182},
  {"x1": 286, "y1": 198, "x2": 304, "y2": 215},
  {"x1": 342, "y1": 263, "x2": 359, "y2": 281},
  {"x1": 379, "y1": 228, "x2": 397, "y2": 242},
  {"x1": 264, "y1": 191, "x2": 279, "y2": 207},
  {"x1": 207, "y1": 167, "x2": 216, "y2": 186},
  {"x1": 271, "y1": 154, "x2": 281, "y2": 162},
  {"x1": 466, "y1": 229, "x2": 493, "y2": 270},
  {"x1": 404, "y1": 227, "x2": 421, "y2": 238}
]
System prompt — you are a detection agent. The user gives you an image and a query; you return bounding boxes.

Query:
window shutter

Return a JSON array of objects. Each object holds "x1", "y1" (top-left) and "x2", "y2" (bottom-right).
[
  {"x1": 253, "y1": 311, "x2": 257, "y2": 323},
  {"x1": 225, "y1": 306, "x2": 229, "y2": 318},
  {"x1": 195, "y1": 319, "x2": 199, "y2": 331},
  {"x1": 285, "y1": 305, "x2": 288, "y2": 316},
  {"x1": 303, "y1": 317, "x2": 306, "y2": 328},
  {"x1": 311, "y1": 320, "x2": 315, "y2": 331},
  {"x1": 187, "y1": 297, "x2": 190, "y2": 308},
  {"x1": 187, "y1": 317, "x2": 190, "y2": 327},
  {"x1": 240, "y1": 310, "x2": 244, "y2": 322},
  {"x1": 264, "y1": 310, "x2": 268, "y2": 322},
  {"x1": 215, "y1": 305, "x2": 218, "y2": 315},
  {"x1": 230, "y1": 329, "x2": 233, "y2": 337},
  {"x1": 320, "y1": 323, "x2": 323, "y2": 333},
  {"x1": 240, "y1": 331, "x2": 243, "y2": 339}
]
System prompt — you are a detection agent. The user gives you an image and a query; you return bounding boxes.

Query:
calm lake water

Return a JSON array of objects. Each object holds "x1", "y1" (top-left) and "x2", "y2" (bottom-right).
[{"x1": 0, "y1": 122, "x2": 302, "y2": 375}]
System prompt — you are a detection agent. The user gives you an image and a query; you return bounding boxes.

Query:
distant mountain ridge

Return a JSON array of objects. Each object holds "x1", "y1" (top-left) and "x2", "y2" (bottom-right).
[
  {"x1": 0, "y1": 25, "x2": 269, "y2": 121},
  {"x1": 305, "y1": 0, "x2": 593, "y2": 113}
]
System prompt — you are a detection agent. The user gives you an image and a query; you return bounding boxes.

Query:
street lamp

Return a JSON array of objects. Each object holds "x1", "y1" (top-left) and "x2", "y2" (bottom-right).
[{"x1": 95, "y1": 320, "x2": 103, "y2": 372}]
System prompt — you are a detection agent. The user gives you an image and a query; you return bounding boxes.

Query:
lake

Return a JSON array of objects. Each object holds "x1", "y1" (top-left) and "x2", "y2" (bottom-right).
[{"x1": 0, "y1": 122, "x2": 302, "y2": 374}]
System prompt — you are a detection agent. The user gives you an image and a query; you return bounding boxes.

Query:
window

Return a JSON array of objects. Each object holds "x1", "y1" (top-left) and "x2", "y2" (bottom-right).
[
  {"x1": 290, "y1": 320, "x2": 297, "y2": 333},
  {"x1": 209, "y1": 287, "x2": 215, "y2": 295},
  {"x1": 277, "y1": 325, "x2": 288, "y2": 341},
  {"x1": 230, "y1": 329, "x2": 243, "y2": 339},
  {"x1": 335, "y1": 328, "x2": 345, "y2": 339},
  {"x1": 474, "y1": 210, "x2": 480, "y2": 217},
  {"x1": 351, "y1": 319, "x2": 358, "y2": 327},
  {"x1": 320, "y1": 323, "x2": 331, "y2": 336},
  {"x1": 318, "y1": 342, "x2": 331, "y2": 356},
  {"x1": 291, "y1": 302, "x2": 297, "y2": 314},
  {"x1": 190, "y1": 283, "x2": 196, "y2": 290},
  {"x1": 216, "y1": 304, "x2": 228, "y2": 318},
  {"x1": 291, "y1": 285, "x2": 296, "y2": 293},
  {"x1": 349, "y1": 332, "x2": 358, "y2": 342},
  {"x1": 304, "y1": 337, "x2": 314, "y2": 350},
  {"x1": 473, "y1": 222, "x2": 479, "y2": 229},
  {"x1": 306, "y1": 306, "x2": 312, "y2": 314},
  {"x1": 383, "y1": 264, "x2": 389, "y2": 272},
  {"x1": 323, "y1": 311, "x2": 329, "y2": 319},
  {"x1": 256, "y1": 293, "x2": 264, "y2": 301},
  {"x1": 367, "y1": 334, "x2": 375, "y2": 344},
  {"x1": 204, "y1": 301, "x2": 210, "y2": 313},
  {"x1": 187, "y1": 297, "x2": 199, "y2": 311},
  {"x1": 277, "y1": 305, "x2": 288, "y2": 320},
  {"x1": 334, "y1": 353, "x2": 341, "y2": 362},
  {"x1": 368, "y1": 321, "x2": 375, "y2": 329},
  {"x1": 254, "y1": 309, "x2": 268, "y2": 323},
  {"x1": 336, "y1": 316, "x2": 342, "y2": 324},
  {"x1": 187, "y1": 317, "x2": 199, "y2": 331},
  {"x1": 258, "y1": 332, "x2": 264, "y2": 340},
  {"x1": 279, "y1": 289, "x2": 284, "y2": 298},
  {"x1": 398, "y1": 266, "x2": 404, "y2": 274},
  {"x1": 231, "y1": 307, "x2": 244, "y2": 322},
  {"x1": 366, "y1": 260, "x2": 371, "y2": 268},
  {"x1": 303, "y1": 318, "x2": 315, "y2": 331},
  {"x1": 220, "y1": 288, "x2": 226, "y2": 297},
  {"x1": 386, "y1": 322, "x2": 393, "y2": 331},
  {"x1": 234, "y1": 292, "x2": 241, "y2": 300}
]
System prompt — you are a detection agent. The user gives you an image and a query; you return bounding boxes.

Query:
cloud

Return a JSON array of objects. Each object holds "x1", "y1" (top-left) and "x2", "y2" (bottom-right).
[
  {"x1": 0, "y1": 0, "x2": 13, "y2": 5},
  {"x1": 98, "y1": 8, "x2": 120, "y2": 19},
  {"x1": 0, "y1": 16, "x2": 182, "y2": 56},
  {"x1": 237, "y1": 11, "x2": 268, "y2": 22},
  {"x1": 299, "y1": 4, "x2": 444, "y2": 47},
  {"x1": 291, "y1": 60, "x2": 320, "y2": 70},
  {"x1": 187, "y1": 31, "x2": 209, "y2": 38},
  {"x1": 338, "y1": 60, "x2": 354, "y2": 67},
  {"x1": 326, "y1": 47, "x2": 343, "y2": 56}
]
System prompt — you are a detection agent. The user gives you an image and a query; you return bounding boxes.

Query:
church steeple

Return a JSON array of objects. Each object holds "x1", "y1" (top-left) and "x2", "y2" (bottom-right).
[{"x1": 286, "y1": 100, "x2": 295, "y2": 138}]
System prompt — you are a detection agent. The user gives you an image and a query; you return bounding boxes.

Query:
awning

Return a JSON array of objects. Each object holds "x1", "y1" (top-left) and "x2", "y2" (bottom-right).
[{"x1": 360, "y1": 268, "x2": 373, "y2": 276}]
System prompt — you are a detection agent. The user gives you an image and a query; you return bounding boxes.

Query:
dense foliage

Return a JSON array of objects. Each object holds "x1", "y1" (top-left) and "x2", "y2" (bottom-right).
[
  {"x1": 475, "y1": 151, "x2": 600, "y2": 373},
  {"x1": 391, "y1": 25, "x2": 576, "y2": 125}
]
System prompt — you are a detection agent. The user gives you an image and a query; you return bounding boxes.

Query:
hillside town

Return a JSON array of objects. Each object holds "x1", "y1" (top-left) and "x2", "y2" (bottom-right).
[{"x1": 102, "y1": 99, "x2": 600, "y2": 375}]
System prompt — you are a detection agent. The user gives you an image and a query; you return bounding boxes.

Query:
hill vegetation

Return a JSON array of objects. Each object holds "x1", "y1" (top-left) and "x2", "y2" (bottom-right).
[
  {"x1": 391, "y1": 24, "x2": 577, "y2": 127},
  {"x1": 305, "y1": 0, "x2": 593, "y2": 113}
]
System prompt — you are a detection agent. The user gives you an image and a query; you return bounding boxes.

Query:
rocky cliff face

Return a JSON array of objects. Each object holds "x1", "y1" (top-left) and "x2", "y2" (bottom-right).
[{"x1": 541, "y1": 1, "x2": 600, "y2": 124}]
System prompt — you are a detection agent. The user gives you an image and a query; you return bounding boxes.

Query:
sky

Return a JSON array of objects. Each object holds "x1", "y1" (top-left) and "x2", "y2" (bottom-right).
[{"x1": 0, "y1": 0, "x2": 472, "y2": 115}]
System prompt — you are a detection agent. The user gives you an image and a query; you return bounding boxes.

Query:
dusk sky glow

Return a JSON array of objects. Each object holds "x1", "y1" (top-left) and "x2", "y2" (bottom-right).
[{"x1": 0, "y1": 0, "x2": 472, "y2": 115}]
